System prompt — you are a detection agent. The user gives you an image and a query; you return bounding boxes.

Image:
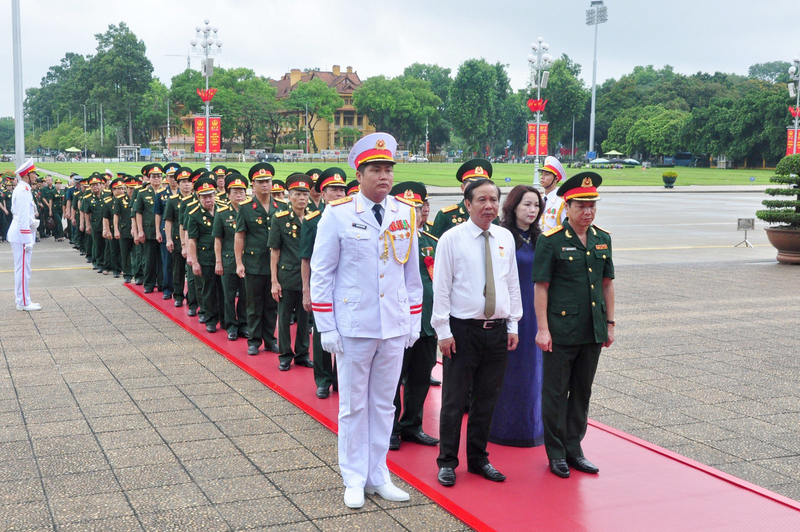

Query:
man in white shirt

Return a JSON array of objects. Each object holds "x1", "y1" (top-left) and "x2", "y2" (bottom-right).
[
  {"x1": 311, "y1": 132, "x2": 423, "y2": 509},
  {"x1": 431, "y1": 174, "x2": 522, "y2": 487},
  {"x1": 8, "y1": 159, "x2": 41, "y2": 311},
  {"x1": 540, "y1": 156, "x2": 567, "y2": 232}
]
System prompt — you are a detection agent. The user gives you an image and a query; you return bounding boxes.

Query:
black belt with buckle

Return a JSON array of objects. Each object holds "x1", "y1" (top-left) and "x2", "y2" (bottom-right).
[{"x1": 455, "y1": 318, "x2": 507, "y2": 329}]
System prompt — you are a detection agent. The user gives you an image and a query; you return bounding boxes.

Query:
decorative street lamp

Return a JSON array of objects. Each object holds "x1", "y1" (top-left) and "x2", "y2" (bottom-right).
[
  {"x1": 586, "y1": 0, "x2": 608, "y2": 160},
  {"x1": 190, "y1": 19, "x2": 223, "y2": 170},
  {"x1": 788, "y1": 57, "x2": 800, "y2": 155},
  {"x1": 527, "y1": 37, "x2": 553, "y2": 188}
]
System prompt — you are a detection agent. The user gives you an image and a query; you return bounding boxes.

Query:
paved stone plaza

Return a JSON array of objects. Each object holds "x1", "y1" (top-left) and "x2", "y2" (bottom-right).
[{"x1": 1, "y1": 189, "x2": 799, "y2": 530}]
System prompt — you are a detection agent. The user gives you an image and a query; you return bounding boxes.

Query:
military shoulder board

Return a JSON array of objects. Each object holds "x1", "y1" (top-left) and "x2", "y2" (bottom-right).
[
  {"x1": 305, "y1": 210, "x2": 321, "y2": 221},
  {"x1": 441, "y1": 204, "x2": 459, "y2": 213},
  {"x1": 275, "y1": 211, "x2": 290, "y2": 218}
]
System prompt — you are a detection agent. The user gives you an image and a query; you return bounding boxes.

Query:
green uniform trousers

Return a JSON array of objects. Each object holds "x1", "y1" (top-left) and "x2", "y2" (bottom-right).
[
  {"x1": 84, "y1": 230, "x2": 94, "y2": 263},
  {"x1": 142, "y1": 239, "x2": 161, "y2": 291},
  {"x1": 277, "y1": 288, "x2": 310, "y2": 364},
  {"x1": 172, "y1": 250, "x2": 186, "y2": 304},
  {"x1": 221, "y1": 272, "x2": 247, "y2": 336},
  {"x1": 245, "y1": 273, "x2": 278, "y2": 349},
  {"x1": 105, "y1": 237, "x2": 121, "y2": 274},
  {"x1": 542, "y1": 342, "x2": 602, "y2": 461},
  {"x1": 93, "y1": 231, "x2": 106, "y2": 272},
  {"x1": 52, "y1": 210, "x2": 64, "y2": 239},
  {"x1": 312, "y1": 315, "x2": 337, "y2": 390},
  {"x1": 120, "y1": 238, "x2": 135, "y2": 280},
  {"x1": 197, "y1": 264, "x2": 223, "y2": 329},
  {"x1": 186, "y1": 265, "x2": 200, "y2": 313}
]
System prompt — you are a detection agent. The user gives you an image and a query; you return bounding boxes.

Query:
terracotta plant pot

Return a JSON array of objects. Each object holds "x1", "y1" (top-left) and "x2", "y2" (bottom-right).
[{"x1": 765, "y1": 227, "x2": 800, "y2": 264}]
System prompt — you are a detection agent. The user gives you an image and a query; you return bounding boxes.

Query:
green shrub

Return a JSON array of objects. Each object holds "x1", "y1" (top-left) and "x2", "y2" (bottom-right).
[{"x1": 756, "y1": 154, "x2": 800, "y2": 228}]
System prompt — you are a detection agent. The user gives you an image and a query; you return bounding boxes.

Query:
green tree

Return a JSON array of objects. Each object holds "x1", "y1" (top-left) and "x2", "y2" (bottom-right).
[
  {"x1": 0, "y1": 117, "x2": 15, "y2": 153},
  {"x1": 748, "y1": 61, "x2": 792, "y2": 84},
  {"x1": 602, "y1": 105, "x2": 663, "y2": 155},
  {"x1": 449, "y1": 59, "x2": 504, "y2": 155},
  {"x1": 403, "y1": 63, "x2": 453, "y2": 151},
  {"x1": 286, "y1": 78, "x2": 344, "y2": 152},
  {"x1": 626, "y1": 108, "x2": 689, "y2": 159}
]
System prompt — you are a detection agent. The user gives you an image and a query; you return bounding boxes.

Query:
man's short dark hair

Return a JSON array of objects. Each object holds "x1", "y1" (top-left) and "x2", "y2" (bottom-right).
[{"x1": 464, "y1": 178, "x2": 501, "y2": 203}]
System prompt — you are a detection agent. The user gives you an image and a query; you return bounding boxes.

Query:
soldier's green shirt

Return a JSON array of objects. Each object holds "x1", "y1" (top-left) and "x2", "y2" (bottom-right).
[
  {"x1": 101, "y1": 194, "x2": 116, "y2": 227},
  {"x1": 298, "y1": 204, "x2": 325, "y2": 260},
  {"x1": 186, "y1": 203, "x2": 217, "y2": 267},
  {"x1": 430, "y1": 200, "x2": 498, "y2": 238},
  {"x1": 133, "y1": 185, "x2": 163, "y2": 240},
  {"x1": 417, "y1": 229, "x2": 438, "y2": 338},
  {"x1": 531, "y1": 220, "x2": 615, "y2": 345},
  {"x1": 212, "y1": 204, "x2": 238, "y2": 274},
  {"x1": 268, "y1": 209, "x2": 304, "y2": 291},
  {"x1": 163, "y1": 194, "x2": 188, "y2": 245},
  {"x1": 235, "y1": 196, "x2": 286, "y2": 276},
  {"x1": 84, "y1": 193, "x2": 105, "y2": 232},
  {"x1": 40, "y1": 185, "x2": 55, "y2": 212},
  {"x1": 114, "y1": 194, "x2": 134, "y2": 238}
]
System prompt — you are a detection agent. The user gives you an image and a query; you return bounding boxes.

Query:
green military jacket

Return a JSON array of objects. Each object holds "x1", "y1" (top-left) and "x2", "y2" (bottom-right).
[
  {"x1": 235, "y1": 196, "x2": 286, "y2": 276},
  {"x1": 186, "y1": 203, "x2": 217, "y2": 267},
  {"x1": 133, "y1": 186, "x2": 162, "y2": 240},
  {"x1": 114, "y1": 194, "x2": 134, "y2": 238},
  {"x1": 83, "y1": 193, "x2": 105, "y2": 233},
  {"x1": 268, "y1": 209, "x2": 304, "y2": 291},
  {"x1": 163, "y1": 194, "x2": 188, "y2": 247},
  {"x1": 417, "y1": 229, "x2": 438, "y2": 338},
  {"x1": 430, "y1": 200, "x2": 498, "y2": 238},
  {"x1": 212, "y1": 204, "x2": 238, "y2": 274},
  {"x1": 531, "y1": 220, "x2": 615, "y2": 345},
  {"x1": 298, "y1": 206, "x2": 323, "y2": 260},
  {"x1": 101, "y1": 195, "x2": 115, "y2": 231}
]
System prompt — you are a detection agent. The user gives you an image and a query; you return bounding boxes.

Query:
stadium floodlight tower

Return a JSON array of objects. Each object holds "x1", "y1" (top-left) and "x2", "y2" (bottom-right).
[
  {"x1": 190, "y1": 19, "x2": 223, "y2": 169},
  {"x1": 586, "y1": 0, "x2": 608, "y2": 160}
]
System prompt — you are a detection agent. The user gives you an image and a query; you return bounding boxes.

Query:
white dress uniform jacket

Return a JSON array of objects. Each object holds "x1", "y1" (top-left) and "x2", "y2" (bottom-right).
[
  {"x1": 8, "y1": 180, "x2": 35, "y2": 245},
  {"x1": 540, "y1": 189, "x2": 566, "y2": 233},
  {"x1": 311, "y1": 192, "x2": 423, "y2": 339}
]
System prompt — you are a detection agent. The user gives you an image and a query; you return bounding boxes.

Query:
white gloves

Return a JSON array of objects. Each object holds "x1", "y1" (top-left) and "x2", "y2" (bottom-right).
[
  {"x1": 321, "y1": 330, "x2": 344, "y2": 354},
  {"x1": 405, "y1": 331, "x2": 420, "y2": 349},
  {"x1": 31, "y1": 219, "x2": 40, "y2": 230}
]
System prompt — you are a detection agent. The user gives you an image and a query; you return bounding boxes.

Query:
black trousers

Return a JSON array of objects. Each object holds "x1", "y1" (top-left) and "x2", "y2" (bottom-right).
[
  {"x1": 394, "y1": 334, "x2": 437, "y2": 437},
  {"x1": 221, "y1": 272, "x2": 247, "y2": 335},
  {"x1": 245, "y1": 273, "x2": 278, "y2": 349},
  {"x1": 120, "y1": 238, "x2": 135, "y2": 280},
  {"x1": 437, "y1": 318, "x2": 508, "y2": 470},
  {"x1": 542, "y1": 342, "x2": 602, "y2": 461}
]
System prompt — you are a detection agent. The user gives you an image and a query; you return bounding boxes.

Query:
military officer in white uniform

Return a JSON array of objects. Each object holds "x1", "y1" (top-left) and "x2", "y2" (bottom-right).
[
  {"x1": 9, "y1": 159, "x2": 41, "y2": 311},
  {"x1": 540, "y1": 156, "x2": 567, "y2": 232},
  {"x1": 311, "y1": 132, "x2": 423, "y2": 509}
]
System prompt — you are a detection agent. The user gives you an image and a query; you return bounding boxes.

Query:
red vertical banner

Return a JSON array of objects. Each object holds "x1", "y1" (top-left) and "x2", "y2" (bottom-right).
[
  {"x1": 194, "y1": 117, "x2": 206, "y2": 153},
  {"x1": 209, "y1": 118, "x2": 221, "y2": 153},
  {"x1": 526, "y1": 122, "x2": 549, "y2": 156},
  {"x1": 787, "y1": 128, "x2": 800, "y2": 156}
]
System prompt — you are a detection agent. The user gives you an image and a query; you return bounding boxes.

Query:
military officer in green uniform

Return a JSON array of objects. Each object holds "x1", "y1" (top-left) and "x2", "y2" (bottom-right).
[
  {"x1": 532, "y1": 172, "x2": 615, "y2": 479},
  {"x1": 300, "y1": 167, "x2": 347, "y2": 398},
  {"x1": 236, "y1": 163, "x2": 285, "y2": 356},
  {"x1": 102, "y1": 178, "x2": 124, "y2": 277},
  {"x1": 306, "y1": 168, "x2": 323, "y2": 212},
  {"x1": 38, "y1": 175, "x2": 55, "y2": 239},
  {"x1": 430, "y1": 158, "x2": 495, "y2": 238},
  {"x1": 74, "y1": 178, "x2": 89, "y2": 257},
  {"x1": 271, "y1": 180, "x2": 286, "y2": 202},
  {"x1": 114, "y1": 175, "x2": 137, "y2": 283},
  {"x1": 212, "y1": 165, "x2": 229, "y2": 204},
  {"x1": 83, "y1": 174, "x2": 107, "y2": 273},
  {"x1": 181, "y1": 169, "x2": 204, "y2": 317},
  {"x1": 187, "y1": 175, "x2": 224, "y2": 333},
  {"x1": 387, "y1": 181, "x2": 441, "y2": 450},
  {"x1": 214, "y1": 173, "x2": 249, "y2": 341},
  {"x1": 269, "y1": 173, "x2": 314, "y2": 371},
  {"x1": 134, "y1": 164, "x2": 164, "y2": 293},
  {"x1": 43, "y1": 175, "x2": 66, "y2": 241},
  {"x1": 164, "y1": 167, "x2": 194, "y2": 306}
]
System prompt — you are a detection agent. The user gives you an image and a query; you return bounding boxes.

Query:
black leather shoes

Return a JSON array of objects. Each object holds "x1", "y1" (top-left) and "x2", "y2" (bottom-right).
[
  {"x1": 567, "y1": 456, "x2": 599, "y2": 474},
  {"x1": 430, "y1": 376, "x2": 441, "y2": 386},
  {"x1": 174, "y1": 300, "x2": 183, "y2": 308},
  {"x1": 468, "y1": 463, "x2": 506, "y2": 482},
  {"x1": 198, "y1": 314, "x2": 207, "y2": 324},
  {"x1": 187, "y1": 308, "x2": 197, "y2": 317},
  {"x1": 402, "y1": 431, "x2": 439, "y2": 446},
  {"x1": 247, "y1": 345, "x2": 259, "y2": 356},
  {"x1": 437, "y1": 467, "x2": 456, "y2": 487},
  {"x1": 389, "y1": 434, "x2": 401, "y2": 451},
  {"x1": 295, "y1": 358, "x2": 313, "y2": 368},
  {"x1": 279, "y1": 361, "x2": 290, "y2": 371},
  {"x1": 162, "y1": 293, "x2": 172, "y2": 300},
  {"x1": 205, "y1": 324, "x2": 216, "y2": 333},
  {"x1": 143, "y1": 288, "x2": 153, "y2": 293},
  {"x1": 135, "y1": 279, "x2": 143, "y2": 285},
  {"x1": 316, "y1": 386, "x2": 329, "y2": 399},
  {"x1": 549, "y1": 459, "x2": 570, "y2": 478},
  {"x1": 266, "y1": 342, "x2": 280, "y2": 353},
  {"x1": 239, "y1": 330, "x2": 250, "y2": 339},
  {"x1": 227, "y1": 332, "x2": 238, "y2": 341}
]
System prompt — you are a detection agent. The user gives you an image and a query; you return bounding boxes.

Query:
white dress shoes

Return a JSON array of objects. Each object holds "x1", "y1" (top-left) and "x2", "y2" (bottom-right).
[
  {"x1": 16, "y1": 302, "x2": 41, "y2": 311},
  {"x1": 343, "y1": 487, "x2": 365, "y2": 509},
  {"x1": 364, "y1": 483, "x2": 410, "y2": 502}
]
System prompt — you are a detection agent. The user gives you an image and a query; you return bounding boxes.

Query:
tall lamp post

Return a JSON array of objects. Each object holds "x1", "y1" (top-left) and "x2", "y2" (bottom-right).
[
  {"x1": 11, "y1": 0, "x2": 25, "y2": 166},
  {"x1": 789, "y1": 57, "x2": 800, "y2": 155},
  {"x1": 527, "y1": 37, "x2": 552, "y2": 188},
  {"x1": 190, "y1": 19, "x2": 223, "y2": 170},
  {"x1": 586, "y1": 0, "x2": 608, "y2": 159}
]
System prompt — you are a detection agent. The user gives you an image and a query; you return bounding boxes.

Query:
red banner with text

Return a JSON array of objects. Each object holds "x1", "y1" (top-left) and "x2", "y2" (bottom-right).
[
  {"x1": 787, "y1": 128, "x2": 800, "y2": 156},
  {"x1": 194, "y1": 117, "x2": 206, "y2": 153},
  {"x1": 209, "y1": 117, "x2": 221, "y2": 153},
  {"x1": 194, "y1": 117, "x2": 222, "y2": 153},
  {"x1": 526, "y1": 122, "x2": 549, "y2": 156}
]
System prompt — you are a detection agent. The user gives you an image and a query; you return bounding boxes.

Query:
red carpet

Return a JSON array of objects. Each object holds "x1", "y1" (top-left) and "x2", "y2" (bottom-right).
[{"x1": 128, "y1": 284, "x2": 800, "y2": 531}]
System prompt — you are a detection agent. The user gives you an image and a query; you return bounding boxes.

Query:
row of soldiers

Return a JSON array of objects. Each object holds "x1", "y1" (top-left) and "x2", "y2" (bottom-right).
[
  {"x1": 63, "y1": 158, "x2": 498, "y2": 448},
  {"x1": 0, "y1": 171, "x2": 67, "y2": 242}
]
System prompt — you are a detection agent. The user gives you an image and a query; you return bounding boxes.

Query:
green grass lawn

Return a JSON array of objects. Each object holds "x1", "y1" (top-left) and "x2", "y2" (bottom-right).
[{"x1": 0, "y1": 160, "x2": 775, "y2": 187}]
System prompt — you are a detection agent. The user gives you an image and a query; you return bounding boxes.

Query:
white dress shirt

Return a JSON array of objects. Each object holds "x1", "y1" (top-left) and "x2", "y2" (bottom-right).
[{"x1": 431, "y1": 218, "x2": 522, "y2": 340}]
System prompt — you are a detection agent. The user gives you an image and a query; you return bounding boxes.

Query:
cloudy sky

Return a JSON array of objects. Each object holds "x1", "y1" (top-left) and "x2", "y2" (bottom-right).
[{"x1": 1, "y1": 0, "x2": 797, "y2": 118}]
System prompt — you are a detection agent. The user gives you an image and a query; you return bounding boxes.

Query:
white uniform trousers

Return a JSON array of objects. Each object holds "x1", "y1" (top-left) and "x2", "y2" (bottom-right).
[
  {"x1": 338, "y1": 335, "x2": 405, "y2": 488},
  {"x1": 11, "y1": 242, "x2": 33, "y2": 307}
]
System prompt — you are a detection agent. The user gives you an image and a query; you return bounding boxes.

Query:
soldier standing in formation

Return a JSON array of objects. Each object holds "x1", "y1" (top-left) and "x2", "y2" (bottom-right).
[
  {"x1": 430, "y1": 158, "x2": 496, "y2": 238},
  {"x1": 135, "y1": 165, "x2": 164, "y2": 293},
  {"x1": 163, "y1": 168, "x2": 194, "y2": 306},
  {"x1": 187, "y1": 175, "x2": 224, "y2": 334}
]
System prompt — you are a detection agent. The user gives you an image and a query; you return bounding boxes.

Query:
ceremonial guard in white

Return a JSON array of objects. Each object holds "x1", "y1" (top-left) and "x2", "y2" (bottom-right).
[
  {"x1": 540, "y1": 156, "x2": 567, "y2": 232},
  {"x1": 311, "y1": 133, "x2": 423, "y2": 509},
  {"x1": 9, "y1": 159, "x2": 41, "y2": 311}
]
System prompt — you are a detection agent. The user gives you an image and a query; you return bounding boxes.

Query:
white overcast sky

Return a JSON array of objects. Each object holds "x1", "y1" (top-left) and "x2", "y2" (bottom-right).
[{"x1": 1, "y1": 0, "x2": 797, "y2": 118}]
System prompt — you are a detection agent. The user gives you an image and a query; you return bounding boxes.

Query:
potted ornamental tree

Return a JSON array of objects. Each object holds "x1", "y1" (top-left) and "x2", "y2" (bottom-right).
[
  {"x1": 661, "y1": 170, "x2": 678, "y2": 188},
  {"x1": 756, "y1": 154, "x2": 800, "y2": 264}
]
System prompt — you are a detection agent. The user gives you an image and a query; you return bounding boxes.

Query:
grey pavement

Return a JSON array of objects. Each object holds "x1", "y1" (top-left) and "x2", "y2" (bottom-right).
[{"x1": 1, "y1": 190, "x2": 800, "y2": 530}]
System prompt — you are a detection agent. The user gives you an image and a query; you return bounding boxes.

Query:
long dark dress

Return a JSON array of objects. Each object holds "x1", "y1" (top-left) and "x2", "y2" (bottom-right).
[{"x1": 488, "y1": 234, "x2": 544, "y2": 447}]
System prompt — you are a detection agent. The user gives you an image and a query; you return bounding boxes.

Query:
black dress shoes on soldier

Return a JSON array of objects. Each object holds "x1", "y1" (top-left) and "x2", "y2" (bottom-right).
[
  {"x1": 549, "y1": 459, "x2": 570, "y2": 478},
  {"x1": 316, "y1": 386, "x2": 330, "y2": 399},
  {"x1": 389, "y1": 434, "x2": 401, "y2": 451},
  {"x1": 205, "y1": 324, "x2": 216, "y2": 333},
  {"x1": 187, "y1": 308, "x2": 197, "y2": 317},
  {"x1": 295, "y1": 358, "x2": 313, "y2": 368},
  {"x1": 279, "y1": 361, "x2": 290, "y2": 371},
  {"x1": 437, "y1": 467, "x2": 456, "y2": 487},
  {"x1": 227, "y1": 332, "x2": 238, "y2": 341},
  {"x1": 567, "y1": 456, "x2": 599, "y2": 474},
  {"x1": 468, "y1": 463, "x2": 506, "y2": 482},
  {"x1": 402, "y1": 431, "x2": 439, "y2": 446},
  {"x1": 265, "y1": 341, "x2": 280, "y2": 353},
  {"x1": 247, "y1": 345, "x2": 259, "y2": 356}
]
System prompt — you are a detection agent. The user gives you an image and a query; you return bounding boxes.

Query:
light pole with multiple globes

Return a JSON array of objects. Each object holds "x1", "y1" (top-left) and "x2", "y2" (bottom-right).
[
  {"x1": 190, "y1": 19, "x2": 223, "y2": 170},
  {"x1": 527, "y1": 37, "x2": 552, "y2": 189},
  {"x1": 586, "y1": 0, "x2": 608, "y2": 160}
]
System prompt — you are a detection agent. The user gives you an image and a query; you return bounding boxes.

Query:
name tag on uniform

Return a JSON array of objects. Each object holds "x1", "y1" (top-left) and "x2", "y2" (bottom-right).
[
  {"x1": 562, "y1": 246, "x2": 576, "y2": 251},
  {"x1": 595, "y1": 244, "x2": 608, "y2": 250},
  {"x1": 352, "y1": 223, "x2": 367, "y2": 230}
]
